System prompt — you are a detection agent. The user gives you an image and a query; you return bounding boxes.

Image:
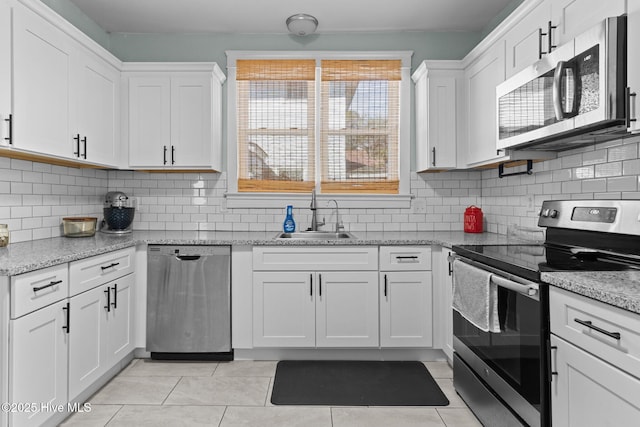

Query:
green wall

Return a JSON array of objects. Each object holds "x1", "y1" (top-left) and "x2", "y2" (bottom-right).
[{"x1": 40, "y1": 0, "x2": 111, "y2": 49}]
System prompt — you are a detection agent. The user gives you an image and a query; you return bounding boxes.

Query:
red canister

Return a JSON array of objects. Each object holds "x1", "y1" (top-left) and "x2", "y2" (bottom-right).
[{"x1": 464, "y1": 206, "x2": 483, "y2": 233}]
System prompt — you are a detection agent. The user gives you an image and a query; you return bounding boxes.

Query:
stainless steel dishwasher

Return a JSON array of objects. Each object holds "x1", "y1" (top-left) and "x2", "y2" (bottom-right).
[{"x1": 146, "y1": 245, "x2": 232, "y2": 360}]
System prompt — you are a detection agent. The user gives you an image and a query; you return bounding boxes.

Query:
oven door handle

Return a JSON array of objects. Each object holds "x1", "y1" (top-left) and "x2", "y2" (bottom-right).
[{"x1": 491, "y1": 274, "x2": 539, "y2": 297}]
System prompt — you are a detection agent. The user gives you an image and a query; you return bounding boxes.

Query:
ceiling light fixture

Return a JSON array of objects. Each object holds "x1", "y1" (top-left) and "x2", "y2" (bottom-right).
[{"x1": 286, "y1": 13, "x2": 318, "y2": 36}]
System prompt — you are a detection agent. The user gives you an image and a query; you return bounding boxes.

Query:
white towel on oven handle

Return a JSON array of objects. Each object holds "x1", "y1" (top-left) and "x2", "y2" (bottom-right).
[{"x1": 452, "y1": 258, "x2": 500, "y2": 333}]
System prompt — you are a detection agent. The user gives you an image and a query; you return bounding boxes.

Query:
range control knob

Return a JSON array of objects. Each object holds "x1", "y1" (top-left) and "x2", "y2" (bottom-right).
[
  {"x1": 549, "y1": 209, "x2": 558, "y2": 218},
  {"x1": 541, "y1": 209, "x2": 550, "y2": 217}
]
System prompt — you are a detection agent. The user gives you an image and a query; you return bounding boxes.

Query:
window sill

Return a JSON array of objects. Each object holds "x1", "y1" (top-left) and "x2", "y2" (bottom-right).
[{"x1": 225, "y1": 193, "x2": 413, "y2": 209}]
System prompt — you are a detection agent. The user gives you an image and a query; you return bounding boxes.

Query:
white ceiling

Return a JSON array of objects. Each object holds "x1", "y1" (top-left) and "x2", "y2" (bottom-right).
[{"x1": 68, "y1": 0, "x2": 516, "y2": 34}]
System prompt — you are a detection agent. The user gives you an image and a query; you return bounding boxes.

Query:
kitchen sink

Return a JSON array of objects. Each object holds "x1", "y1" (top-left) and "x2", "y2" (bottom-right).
[{"x1": 275, "y1": 231, "x2": 358, "y2": 240}]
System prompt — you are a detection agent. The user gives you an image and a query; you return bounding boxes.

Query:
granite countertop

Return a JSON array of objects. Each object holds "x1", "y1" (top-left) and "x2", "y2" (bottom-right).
[
  {"x1": 4, "y1": 230, "x2": 639, "y2": 316},
  {"x1": 541, "y1": 271, "x2": 640, "y2": 315},
  {"x1": 0, "y1": 229, "x2": 514, "y2": 276}
]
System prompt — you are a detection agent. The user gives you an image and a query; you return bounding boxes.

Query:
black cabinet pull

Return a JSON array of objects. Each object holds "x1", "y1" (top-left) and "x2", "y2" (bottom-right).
[
  {"x1": 447, "y1": 251, "x2": 453, "y2": 276},
  {"x1": 101, "y1": 262, "x2": 120, "y2": 270},
  {"x1": 33, "y1": 279, "x2": 63, "y2": 292},
  {"x1": 310, "y1": 274, "x2": 313, "y2": 296},
  {"x1": 547, "y1": 21, "x2": 557, "y2": 53},
  {"x1": 62, "y1": 302, "x2": 70, "y2": 333},
  {"x1": 626, "y1": 87, "x2": 637, "y2": 128},
  {"x1": 319, "y1": 274, "x2": 322, "y2": 297},
  {"x1": 163, "y1": 145, "x2": 168, "y2": 165},
  {"x1": 538, "y1": 27, "x2": 548, "y2": 59},
  {"x1": 111, "y1": 283, "x2": 118, "y2": 309},
  {"x1": 73, "y1": 134, "x2": 81, "y2": 157},
  {"x1": 431, "y1": 147, "x2": 436, "y2": 166},
  {"x1": 171, "y1": 146, "x2": 175, "y2": 165},
  {"x1": 4, "y1": 114, "x2": 12, "y2": 144},
  {"x1": 384, "y1": 274, "x2": 388, "y2": 297},
  {"x1": 104, "y1": 287, "x2": 111, "y2": 312},
  {"x1": 82, "y1": 136, "x2": 87, "y2": 159},
  {"x1": 574, "y1": 318, "x2": 621, "y2": 340},
  {"x1": 396, "y1": 256, "x2": 418, "y2": 259}
]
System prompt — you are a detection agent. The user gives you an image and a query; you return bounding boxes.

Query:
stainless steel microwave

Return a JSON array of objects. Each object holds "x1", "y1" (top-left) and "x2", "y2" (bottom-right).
[{"x1": 497, "y1": 16, "x2": 628, "y2": 151}]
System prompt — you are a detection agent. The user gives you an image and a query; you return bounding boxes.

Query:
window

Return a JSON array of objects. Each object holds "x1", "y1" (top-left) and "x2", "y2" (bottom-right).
[{"x1": 227, "y1": 52, "x2": 412, "y2": 207}]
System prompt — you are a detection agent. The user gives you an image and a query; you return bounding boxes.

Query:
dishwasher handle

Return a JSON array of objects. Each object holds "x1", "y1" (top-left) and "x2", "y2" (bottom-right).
[{"x1": 175, "y1": 255, "x2": 201, "y2": 261}]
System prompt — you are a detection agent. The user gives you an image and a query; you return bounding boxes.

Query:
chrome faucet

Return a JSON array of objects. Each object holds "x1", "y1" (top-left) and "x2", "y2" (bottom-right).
[
  {"x1": 327, "y1": 199, "x2": 344, "y2": 233},
  {"x1": 309, "y1": 189, "x2": 325, "y2": 231}
]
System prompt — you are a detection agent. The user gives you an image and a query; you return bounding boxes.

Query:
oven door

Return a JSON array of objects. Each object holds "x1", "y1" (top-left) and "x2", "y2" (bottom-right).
[{"x1": 453, "y1": 259, "x2": 541, "y2": 426}]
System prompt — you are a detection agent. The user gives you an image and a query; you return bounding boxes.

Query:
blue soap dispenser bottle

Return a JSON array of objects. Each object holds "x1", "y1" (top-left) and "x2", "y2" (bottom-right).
[{"x1": 283, "y1": 205, "x2": 296, "y2": 232}]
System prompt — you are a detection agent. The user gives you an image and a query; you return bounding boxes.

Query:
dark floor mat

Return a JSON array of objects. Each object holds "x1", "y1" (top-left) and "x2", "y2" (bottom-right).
[{"x1": 270, "y1": 360, "x2": 450, "y2": 406}]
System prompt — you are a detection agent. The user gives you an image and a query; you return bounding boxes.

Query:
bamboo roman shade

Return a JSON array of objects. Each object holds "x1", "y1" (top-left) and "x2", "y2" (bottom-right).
[
  {"x1": 235, "y1": 58, "x2": 401, "y2": 194},
  {"x1": 236, "y1": 59, "x2": 316, "y2": 192},
  {"x1": 320, "y1": 60, "x2": 400, "y2": 193}
]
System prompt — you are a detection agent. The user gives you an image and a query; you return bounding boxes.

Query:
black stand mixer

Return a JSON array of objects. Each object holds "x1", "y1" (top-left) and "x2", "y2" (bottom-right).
[{"x1": 100, "y1": 191, "x2": 135, "y2": 234}]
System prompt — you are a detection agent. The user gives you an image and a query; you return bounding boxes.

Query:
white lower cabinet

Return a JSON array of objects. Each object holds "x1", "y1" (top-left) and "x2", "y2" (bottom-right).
[
  {"x1": 252, "y1": 246, "x2": 379, "y2": 348},
  {"x1": 379, "y1": 271, "x2": 432, "y2": 347},
  {"x1": 7, "y1": 248, "x2": 135, "y2": 427},
  {"x1": 68, "y1": 273, "x2": 134, "y2": 400},
  {"x1": 9, "y1": 300, "x2": 69, "y2": 427},
  {"x1": 432, "y1": 247, "x2": 453, "y2": 361},
  {"x1": 550, "y1": 334, "x2": 640, "y2": 426},
  {"x1": 252, "y1": 270, "x2": 378, "y2": 348},
  {"x1": 549, "y1": 286, "x2": 640, "y2": 426},
  {"x1": 252, "y1": 272, "x2": 315, "y2": 347},
  {"x1": 316, "y1": 271, "x2": 379, "y2": 348}
]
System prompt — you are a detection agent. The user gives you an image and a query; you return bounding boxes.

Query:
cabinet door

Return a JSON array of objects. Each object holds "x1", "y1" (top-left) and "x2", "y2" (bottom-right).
[
  {"x1": 10, "y1": 300, "x2": 68, "y2": 427},
  {"x1": 465, "y1": 41, "x2": 506, "y2": 166},
  {"x1": 551, "y1": 0, "x2": 626, "y2": 47},
  {"x1": 0, "y1": 0, "x2": 10, "y2": 145},
  {"x1": 128, "y1": 77, "x2": 171, "y2": 167},
  {"x1": 12, "y1": 3, "x2": 73, "y2": 158},
  {"x1": 504, "y1": 0, "x2": 551, "y2": 78},
  {"x1": 316, "y1": 271, "x2": 379, "y2": 347},
  {"x1": 171, "y1": 76, "x2": 213, "y2": 167},
  {"x1": 431, "y1": 247, "x2": 454, "y2": 361},
  {"x1": 106, "y1": 273, "x2": 134, "y2": 366},
  {"x1": 629, "y1": 0, "x2": 640, "y2": 133},
  {"x1": 75, "y1": 50, "x2": 119, "y2": 166},
  {"x1": 253, "y1": 272, "x2": 315, "y2": 347},
  {"x1": 551, "y1": 335, "x2": 640, "y2": 426},
  {"x1": 68, "y1": 285, "x2": 108, "y2": 401},
  {"x1": 380, "y1": 271, "x2": 432, "y2": 347}
]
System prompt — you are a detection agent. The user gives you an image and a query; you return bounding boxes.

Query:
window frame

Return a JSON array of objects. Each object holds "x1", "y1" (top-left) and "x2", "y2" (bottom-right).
[{"x1": 226, "y1": 51, "x2": 413, "y2": 209}]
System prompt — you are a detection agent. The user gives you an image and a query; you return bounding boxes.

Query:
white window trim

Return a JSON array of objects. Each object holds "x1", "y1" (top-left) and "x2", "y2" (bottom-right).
[{"x1": 225, "y1": 50, "x2": 413, "y2": 209}]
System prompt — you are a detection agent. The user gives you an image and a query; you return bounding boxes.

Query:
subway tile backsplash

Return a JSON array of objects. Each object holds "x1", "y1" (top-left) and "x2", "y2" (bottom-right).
[
  {"x1": 2, "y1": 133, "x2": 639, "y2": 243},
  {"x1": 481, "y1": 134, "x2": 640, "y2": 234}
]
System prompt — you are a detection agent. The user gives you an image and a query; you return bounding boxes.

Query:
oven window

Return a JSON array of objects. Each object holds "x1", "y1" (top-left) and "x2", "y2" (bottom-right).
[{"x1": 454, "y1": 287, "x2": 541, "y2": 407}]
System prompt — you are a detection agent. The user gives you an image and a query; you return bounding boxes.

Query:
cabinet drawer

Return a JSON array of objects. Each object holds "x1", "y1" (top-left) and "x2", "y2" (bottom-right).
[
  {"x1": 11, "y1": 264, "x2": 69, "y2": 319},
  {"x1": 253, "y1": 246, "x2": 378, "y2": 271},
  {"x1": 550, "y1": 287, "x2": 640, "y2": 380},
  {"x1": 69, "y1": 247, "x2": 135, "y2": 296},
  {"x1": 379, "y1": 246, "x2": 431, "y2": 271}
]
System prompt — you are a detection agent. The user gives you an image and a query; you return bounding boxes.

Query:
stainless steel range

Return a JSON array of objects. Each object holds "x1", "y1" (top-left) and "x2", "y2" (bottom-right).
[{"x1": 452, "y1": 200, "x2": 640, "y2": 427}]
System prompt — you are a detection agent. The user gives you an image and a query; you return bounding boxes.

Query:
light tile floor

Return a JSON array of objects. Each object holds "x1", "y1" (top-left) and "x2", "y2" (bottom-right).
[{"x1": 61, "y1": 359, "x2": 482, "y2": 427}]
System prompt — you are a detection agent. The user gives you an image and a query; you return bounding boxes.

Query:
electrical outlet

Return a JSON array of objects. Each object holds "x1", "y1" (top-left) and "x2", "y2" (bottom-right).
[
  {"x1": 526, "y1": 194, "x2": 535, "y2": 212},
  {"x1": 413, "y1": 199, "x2": 427, "y2": 213}
]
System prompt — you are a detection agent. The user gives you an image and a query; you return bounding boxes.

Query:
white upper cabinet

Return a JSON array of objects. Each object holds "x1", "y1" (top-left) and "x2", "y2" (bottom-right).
[
  {"x1": 10, "y1": 1, "x2": 121, "y2": 167},
  {"x1": 504, "y1": 0, "x2": 552, "y2": 79},
  {"x1": 551, "y1": 0, "x2": 625, "y2": 47},
  {"x1": 504, "y1": 0, "x2": 626, "y2": 79},
  {"x1": 124, "y1": 63, "x2": 225, "y2": 170},
  {"x1": 628, "y1": 0, "x2": 640, "y2": 133},
  {"x1": 0, "y1": 0, "x2": 10, "y2": 146},
  {"x1": 412, "y1": 61, "x2": 462, "y2": 171},
  {"x1": 73, "y1": 50, "x2": 120, "y2": 166},
  {"x1": 12, "y1": 2, "x2": 73, "y2": 159},
  {"x1": 464, "y1": 41, "x2": 507, "y2": 167}
]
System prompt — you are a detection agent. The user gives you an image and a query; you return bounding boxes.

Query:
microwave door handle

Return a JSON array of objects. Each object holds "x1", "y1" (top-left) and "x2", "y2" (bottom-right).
[{"x1": 553, "y1": 60, "x2": 568, "y2": 120}]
